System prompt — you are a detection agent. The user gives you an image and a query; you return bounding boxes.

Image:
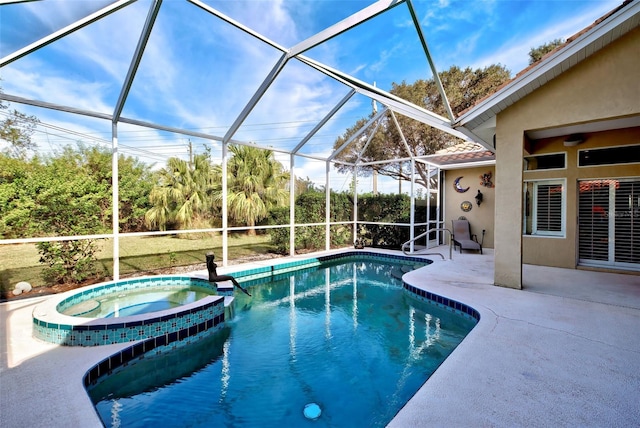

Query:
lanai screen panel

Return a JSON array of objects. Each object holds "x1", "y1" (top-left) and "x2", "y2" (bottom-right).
[
  {"x1": 119, "y1": 1, "x2": 288, "y2": 134},
  {"x1": 1, "y1": 1, "x2": 148, "y2": 116},
  {"x1": 1, "y1": 0, "x2": 464, "y2": 164},
  {"x1": 229, "y1": 59, "x2": 350, "y2": 156}
]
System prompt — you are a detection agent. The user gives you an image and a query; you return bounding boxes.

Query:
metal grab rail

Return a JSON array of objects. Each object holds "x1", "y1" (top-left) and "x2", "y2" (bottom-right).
[{"x1": 401, "y1": 227, "x2": 452, "y2": 260}]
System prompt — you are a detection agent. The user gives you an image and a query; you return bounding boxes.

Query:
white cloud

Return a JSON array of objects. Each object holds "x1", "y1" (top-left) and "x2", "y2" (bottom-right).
[
  {"x1": 369, "y1": 44, "x2": 400, "y2": 74},
  {"x1": 3, "y1": 64, "x2": 113, "y2": 114},
  {"x1": 20, "y1": 0, "x2": 114, "y2": 38},
  {"x1": 467, "y1": 0, "x2": 620, "y2": 74},
  {"x1": 217, "y1": 0, "x2": 300, "y2": 46}
]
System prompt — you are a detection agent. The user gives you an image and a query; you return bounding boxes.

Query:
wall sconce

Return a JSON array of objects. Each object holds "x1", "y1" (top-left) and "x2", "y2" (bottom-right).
[
  {"x1": 563, "y1": 134, "x2": 584, "y2": 147},
  {"x1": 475, "y1": 189, "x2": 484, "y2": 206}
]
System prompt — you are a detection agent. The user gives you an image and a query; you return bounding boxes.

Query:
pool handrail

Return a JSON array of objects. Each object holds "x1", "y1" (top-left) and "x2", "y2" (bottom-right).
[{"x1": 401, "y1": 227, "x2": 452, "y2": 260}]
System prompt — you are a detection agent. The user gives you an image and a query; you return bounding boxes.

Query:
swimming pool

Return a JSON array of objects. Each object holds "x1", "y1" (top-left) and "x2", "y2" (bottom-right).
[{"x1": 87, "y1": 255, "x2": 477, "y2": 427}]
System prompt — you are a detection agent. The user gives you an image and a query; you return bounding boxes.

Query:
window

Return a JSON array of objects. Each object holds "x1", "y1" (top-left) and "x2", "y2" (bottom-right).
[
  {"x1": 579, "y1": 179, "x2": 640, "y2": 268},
  {"x1": 578, "y1": 144, "x2": 640, "y2": 167},
  {"x1": 524, "y1": 153, "x2": 566, "y2": 171},
  {"x1": 523, "y1": 179, "x2": 565, "y2": 237}
]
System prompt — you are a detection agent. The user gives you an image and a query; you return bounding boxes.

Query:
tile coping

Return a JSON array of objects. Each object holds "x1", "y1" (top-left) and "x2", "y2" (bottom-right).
[{"x1": 32, "y1": 251, "x2": 479, "y2": 348}]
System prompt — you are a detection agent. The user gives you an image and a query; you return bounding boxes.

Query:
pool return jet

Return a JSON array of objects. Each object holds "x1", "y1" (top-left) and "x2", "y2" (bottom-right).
[{"x1": 205, "y1": 252, "x2": 252, "y2": 297}]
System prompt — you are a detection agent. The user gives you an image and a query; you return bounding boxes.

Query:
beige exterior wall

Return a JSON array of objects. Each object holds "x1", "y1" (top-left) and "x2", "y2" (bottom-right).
[
  {"x1": 444, "y1": 167, "x2": 495, "y2": 249},
  {"x1": 522, "y1": 127, "x2": 640, "y2": 268},
  {"x1": 494, "y1": 27, "x2": 640, "y2": 287}
]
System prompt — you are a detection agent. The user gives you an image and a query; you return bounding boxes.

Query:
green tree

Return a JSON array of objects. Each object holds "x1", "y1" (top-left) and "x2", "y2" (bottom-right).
[
  {"x1": 48, "y1": 145, "x2": 112, "y2": 230},
  {"x1": 43, "y1": 144, "x2": 153, "y2": 233},
  {"x1": 0, "y1": 146, "x2": 108, "y2": 240},
  {"x1": 0, "y1": 154, "x2": 41, "y2": 238},
  {"x1": 333, "y1": 65, "x2": 511, "y2": 187},
  {"x1": 529, "y1": 39, "x2": 563, "y2": 65},
  {"x1": 32, "y1": 153, "x2": 107, "y2": 284},
  {"x1": 118, "y1": 154, "x2": 154, "y2": 232},
  {"x1": 216, "y1": 145, "x2": 290, "y2": 235},
  {"x1": 268, "y1": 190, "x2": 352, "y2": 254},
  {"x1": 1, "y1": 140, "x2": 152, "y2": 236},
  {"x1": 145, "y1": 154, "x2": 216, "y2": 231},
  {"x1": 0, "y1": 97, "x2": 39, "y2": 160},
  {"x1": 1, "y1": 143, "x2": 153, "y2": 284},
  {"x1": 356, "y1": 193, "x2": 412, "y2": 248},
  {"x1": 295, "y1": 176, "x2": 323, "y2": 197}
]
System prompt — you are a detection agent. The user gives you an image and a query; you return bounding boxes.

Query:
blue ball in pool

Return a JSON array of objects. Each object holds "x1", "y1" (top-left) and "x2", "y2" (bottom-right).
[{"x1": 303, "y1": 403, "x2": 321, "y2": 420}]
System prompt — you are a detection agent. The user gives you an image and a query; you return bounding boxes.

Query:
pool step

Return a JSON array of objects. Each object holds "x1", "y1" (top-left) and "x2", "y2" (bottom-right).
[
  {"x1": 391, "y1": 265, "x2": 417, "y2": 280},
  {"x1": 216, "y1": 280, "x2": 235, "y2": 296},
  {"x1": 218, "y1": 281, "x2": 238, "y2": 320},
  {"x1": 62, "y1": 299, "x2": 100, "y2": 316}
]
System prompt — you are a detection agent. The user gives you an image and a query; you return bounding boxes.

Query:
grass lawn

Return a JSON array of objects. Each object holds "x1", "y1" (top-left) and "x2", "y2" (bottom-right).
[{"x1": 0, "y1": 233, "x2": 276, "y2": 295}]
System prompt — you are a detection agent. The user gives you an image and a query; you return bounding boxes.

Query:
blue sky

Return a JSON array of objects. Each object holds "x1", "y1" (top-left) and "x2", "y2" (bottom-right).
[{"x1": 0, "y1": 0, "x2": 621, "y2": 190}]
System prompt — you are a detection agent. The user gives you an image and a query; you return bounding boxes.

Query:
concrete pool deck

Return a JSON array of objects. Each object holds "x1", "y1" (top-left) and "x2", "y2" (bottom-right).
[{"x1": 1, "y1": 247, "x2": 639, "y2": 427}]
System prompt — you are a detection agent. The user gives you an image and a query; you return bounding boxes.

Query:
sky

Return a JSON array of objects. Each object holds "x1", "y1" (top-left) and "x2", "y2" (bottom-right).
[{"x1": 0, "y1": 0, "x2": 622, "y2": 192}]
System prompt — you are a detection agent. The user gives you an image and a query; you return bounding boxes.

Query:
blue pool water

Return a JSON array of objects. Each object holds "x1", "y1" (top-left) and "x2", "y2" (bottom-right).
[
  {"x1": 66, "y1": 286, "x2": 215, "y2": 318},
  {"x1": 89, "y1": 259, "x2": 476, "y2": 427}
]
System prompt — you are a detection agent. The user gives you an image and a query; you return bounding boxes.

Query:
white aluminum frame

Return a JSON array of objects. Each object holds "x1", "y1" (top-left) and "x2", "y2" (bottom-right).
[{"x1": 0, "y1": 0, "x2": 466, "y2": 275}]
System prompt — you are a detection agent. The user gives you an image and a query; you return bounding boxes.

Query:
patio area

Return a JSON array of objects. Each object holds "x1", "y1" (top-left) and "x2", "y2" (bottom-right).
[{"x1": 1, "y1": 247, "x2": 639, "y2": 427}]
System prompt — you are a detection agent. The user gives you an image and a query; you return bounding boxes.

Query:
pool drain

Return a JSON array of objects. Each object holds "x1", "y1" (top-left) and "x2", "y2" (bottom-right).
[{"x1": 303, "y1": 403, "x2": 321, "y2": 420}]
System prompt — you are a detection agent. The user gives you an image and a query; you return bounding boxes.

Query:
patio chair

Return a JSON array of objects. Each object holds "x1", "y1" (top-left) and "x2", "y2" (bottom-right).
[{"x1": 451, "y1": 219, "x2": 484, "y2": 254}]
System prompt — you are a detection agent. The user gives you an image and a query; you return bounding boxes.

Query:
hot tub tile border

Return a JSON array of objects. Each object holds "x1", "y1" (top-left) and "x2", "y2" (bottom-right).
[{"x1": 33, "y1": 293, "x2": 225, "y2": 346}]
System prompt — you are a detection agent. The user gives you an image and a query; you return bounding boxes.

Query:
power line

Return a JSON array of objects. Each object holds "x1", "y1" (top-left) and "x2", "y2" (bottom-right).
[
  {"x1": 24, "y1": 121, "x2": 187, "y2": 163},
  {"x1": 1, "y1": 110, "x2": 354, "y2": 165}
]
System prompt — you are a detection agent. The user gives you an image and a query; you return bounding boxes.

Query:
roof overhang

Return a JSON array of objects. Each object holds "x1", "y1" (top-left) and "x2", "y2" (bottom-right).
[
  {"x1": 525, "y1": 115, "x2": 640, "y2": 140},
  {"x1": 418, "y1": 141, "x2": 495, "y2": 170}
]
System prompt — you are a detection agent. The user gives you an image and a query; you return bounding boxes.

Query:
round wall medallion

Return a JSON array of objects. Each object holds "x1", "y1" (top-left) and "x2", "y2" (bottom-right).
[{"x1": 460, "y1": 200, "x2": 473, "y2": 212}]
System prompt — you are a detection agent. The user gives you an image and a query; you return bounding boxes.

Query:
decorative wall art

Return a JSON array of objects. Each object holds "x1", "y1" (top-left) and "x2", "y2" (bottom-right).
[
  {"x1": 454, "y1": 176, "x2": 470, "y2": 193},
  {"x1": 460, "y1": 201, "x2": 473, "y2": 212},
  {"x1": 480, "y1": 171, "x2": 495, "y2": 188}
]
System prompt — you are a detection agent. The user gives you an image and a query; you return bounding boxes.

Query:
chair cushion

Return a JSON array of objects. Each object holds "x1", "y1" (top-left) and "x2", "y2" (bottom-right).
[{"x1": 455, "y1": 239, "x2": 481, "y2": 250}]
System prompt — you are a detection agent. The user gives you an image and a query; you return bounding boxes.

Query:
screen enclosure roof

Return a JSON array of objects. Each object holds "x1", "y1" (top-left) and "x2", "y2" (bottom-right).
[{"x1": 1, "y1": 0, "x2": 479, "y2": 169}]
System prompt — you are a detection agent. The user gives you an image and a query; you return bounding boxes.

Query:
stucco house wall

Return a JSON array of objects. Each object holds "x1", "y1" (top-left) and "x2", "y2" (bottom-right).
[
  {"x1": 522, "y1": 127, "x2": 640, "y2": 268},
  {"x1": 444, "y1": 166, "x2": 495, "y2": 250},
  {"x1": 494, "y1": 26, "x2": 640, "y2": 288}
]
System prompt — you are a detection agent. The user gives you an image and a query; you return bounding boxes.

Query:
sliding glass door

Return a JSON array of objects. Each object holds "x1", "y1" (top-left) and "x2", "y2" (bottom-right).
[{"x1": 578, "y1": 178, "x2": 640, "y2": 270}]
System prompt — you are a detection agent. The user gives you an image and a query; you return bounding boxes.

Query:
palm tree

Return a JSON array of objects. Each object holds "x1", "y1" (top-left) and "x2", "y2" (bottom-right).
[
  {"x1": 215, "y1": 145, "x2": 289, "y2": 235},
  {"x1": 145, "y1": 154, "x2": 215, "y2": 230}
]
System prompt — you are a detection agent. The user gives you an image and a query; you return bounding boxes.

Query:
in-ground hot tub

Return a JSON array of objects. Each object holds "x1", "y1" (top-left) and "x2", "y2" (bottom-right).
[{"x1": 32, "y1": 276, "x2": 226, "y2": 347}]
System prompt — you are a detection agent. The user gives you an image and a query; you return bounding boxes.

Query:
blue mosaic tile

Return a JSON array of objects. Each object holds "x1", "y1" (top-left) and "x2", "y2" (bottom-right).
[{"x1": 402, "y1": 282, "x2": 480, "y2": 322}]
